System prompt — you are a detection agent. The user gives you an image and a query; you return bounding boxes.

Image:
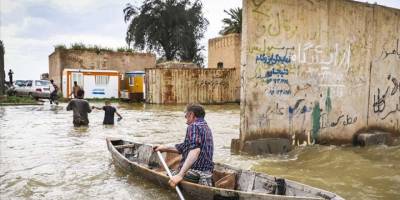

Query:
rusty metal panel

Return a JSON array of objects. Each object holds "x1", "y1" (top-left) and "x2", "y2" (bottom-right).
[{"x1": 145, "y1": 68, "x2": 238, "y2": 104}]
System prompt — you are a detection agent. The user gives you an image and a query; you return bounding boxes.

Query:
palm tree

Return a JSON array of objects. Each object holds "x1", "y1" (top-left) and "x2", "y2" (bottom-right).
[{"x1": 219, "y1": 8, "x2": 242, "y2": 35}]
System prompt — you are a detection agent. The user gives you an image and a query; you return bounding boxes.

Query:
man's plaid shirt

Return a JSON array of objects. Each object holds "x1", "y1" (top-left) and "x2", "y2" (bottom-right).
[{"x1": 175, "y1": 118, "x2": 214, "y2": 172}]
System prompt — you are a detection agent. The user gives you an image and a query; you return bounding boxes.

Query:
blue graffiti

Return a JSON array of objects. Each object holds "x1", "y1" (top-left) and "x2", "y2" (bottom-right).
[
  {"x1": 269, "y1": 89, "x2": 291, "y2": 96},
  {"x1": 256, "y1": 54, "x2": 291, "y2": 65},
  {"x1": 289, "y1": 100, "x2": 311, "y2": 116},
  {"x1": 266, "y1": 78, "x2": 289, "y2": 84},
  {"x1": 265, "y1": 68, "x2": 288, "y2": 78},
  {"x1": 289, "y1": 99, "x2": 305, "y2": 115}
]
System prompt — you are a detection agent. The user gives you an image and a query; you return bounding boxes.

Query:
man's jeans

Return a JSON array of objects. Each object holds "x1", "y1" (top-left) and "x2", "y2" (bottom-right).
[{"x1": 172, "y1": 169, "x2": 213, "y2": 187}]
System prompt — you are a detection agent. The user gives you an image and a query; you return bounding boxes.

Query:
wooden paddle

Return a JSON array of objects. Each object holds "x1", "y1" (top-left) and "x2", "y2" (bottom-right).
[{"x1": 156, "y1": 151, "x2": 185, "y2": 200}]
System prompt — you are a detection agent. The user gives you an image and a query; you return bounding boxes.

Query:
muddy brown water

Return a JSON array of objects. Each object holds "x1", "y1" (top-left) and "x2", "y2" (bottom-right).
[{"x1": 0, "y1": 103, "x2": 399, "y2": 200}]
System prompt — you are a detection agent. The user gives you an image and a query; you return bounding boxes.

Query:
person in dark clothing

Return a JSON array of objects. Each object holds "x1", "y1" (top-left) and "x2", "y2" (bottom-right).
[
  {"x1": 69, "y1": 81, "x2": 82, "y2": 98},
  {"x1": 66, "y1": 89, "x2": 92, "y2": 127},
  {"x1": 49, "y1": 79, "x2": 59, "y2": 105},
  {"x1": 92, "y1": 100, "x2": 122, "y2": 125},
  {"x1": 8, "y1": 69, "x2": 13, "y2": 85}
]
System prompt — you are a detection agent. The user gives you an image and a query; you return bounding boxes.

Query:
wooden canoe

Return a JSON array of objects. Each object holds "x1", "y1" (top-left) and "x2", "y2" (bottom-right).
[{"x1": 106, "y1": 138, "x2": 344, "y2": 200}]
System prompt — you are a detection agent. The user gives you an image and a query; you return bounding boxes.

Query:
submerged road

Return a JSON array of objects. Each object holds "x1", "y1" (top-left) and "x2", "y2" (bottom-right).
[{"x1": 0, "y1": 103, "x2": 399, "y2": 200}]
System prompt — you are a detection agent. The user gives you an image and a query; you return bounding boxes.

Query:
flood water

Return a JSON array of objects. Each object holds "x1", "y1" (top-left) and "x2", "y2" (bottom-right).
[{"x1": 0, "y1": 103, "x2": 399, "y2": 200}]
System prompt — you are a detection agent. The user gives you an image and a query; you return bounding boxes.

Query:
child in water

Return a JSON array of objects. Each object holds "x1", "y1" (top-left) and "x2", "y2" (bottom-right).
[{"x1": 92, "y1": 101, "x2": 122, "y2": 125}]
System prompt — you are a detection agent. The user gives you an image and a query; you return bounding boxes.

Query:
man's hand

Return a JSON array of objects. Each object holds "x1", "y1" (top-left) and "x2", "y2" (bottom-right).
[
  {"x1": 153, "y1": 145, "x2": 166, "y2": 152},
  {"x1": 168, "y1": 174, "x2": 183, "y2": 188}
]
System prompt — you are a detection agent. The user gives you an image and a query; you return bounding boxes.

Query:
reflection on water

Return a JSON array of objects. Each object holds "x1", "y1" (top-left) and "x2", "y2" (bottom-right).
[{"x1": 0, "y1": 103, "x2": 399, "y2": 199}]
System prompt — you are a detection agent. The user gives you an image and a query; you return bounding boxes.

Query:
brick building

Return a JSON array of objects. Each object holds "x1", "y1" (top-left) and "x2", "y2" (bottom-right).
[
  {"x1": 48, "y1": 48, "x2": 156, "y2": 89},
  {"x1": 208, "y1": 33, "x2": 241, "y2": 101}
]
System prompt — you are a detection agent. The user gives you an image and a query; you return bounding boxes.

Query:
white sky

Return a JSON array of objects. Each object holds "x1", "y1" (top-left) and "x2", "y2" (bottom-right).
[{"x1": 0, "y1": 0, "x2": 399, "y2": 80}]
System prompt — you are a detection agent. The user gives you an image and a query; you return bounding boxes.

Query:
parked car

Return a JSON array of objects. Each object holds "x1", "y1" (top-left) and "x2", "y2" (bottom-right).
[
  {"x1": 4, "y1": 83, "x2": 12, "y2": 95},
  {"x1": 15, "y1": 80, "x2": 51, "y2": 99},
  {"x1": 7, "y1": 80, "x2": 26, "y2": 96},
  {"x1": 14, "y1": 80, "x2": 27, "y2": 88}
]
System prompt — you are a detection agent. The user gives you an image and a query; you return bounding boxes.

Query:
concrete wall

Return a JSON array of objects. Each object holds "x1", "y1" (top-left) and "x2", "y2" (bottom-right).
[
  {"x1": 235, "y1": 0, "x2": 400, "y2": 151},
  {"x1": 49, "y1": 49, "x2": 156, "y2": 87},
  {"x1": 208, "y1": 34, "x2": 242, "y2": 101},
  {"x1": 145, "y1": 68, "x2": 238, "y2": 104}
]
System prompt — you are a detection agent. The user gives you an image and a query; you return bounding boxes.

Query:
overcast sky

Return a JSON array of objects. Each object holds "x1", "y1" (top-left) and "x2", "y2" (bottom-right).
[{"x1": 1, "y1": 0, "x2": 399, "y2": 80}]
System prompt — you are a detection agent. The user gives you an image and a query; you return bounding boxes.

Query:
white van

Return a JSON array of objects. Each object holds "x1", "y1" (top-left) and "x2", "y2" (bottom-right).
[{"x1": 15, "y1": 80, "x2": 51, "y2": 99}]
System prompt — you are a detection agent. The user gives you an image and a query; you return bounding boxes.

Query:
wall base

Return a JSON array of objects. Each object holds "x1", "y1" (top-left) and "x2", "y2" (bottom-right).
[{"x1": 231, "y1": 138, "x2": 291, "y2": 155}]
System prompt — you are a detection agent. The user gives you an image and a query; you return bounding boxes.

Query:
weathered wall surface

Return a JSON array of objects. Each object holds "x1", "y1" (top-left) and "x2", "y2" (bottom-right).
[
  {"x1": 145, "y1": 68, "x2": 238, "y2": 104},
  {"x1": 236, "y1": 0, "x2": 400, "y2": 150},
  {"x1": 49, "y1": 49, "x2": 156, "y2": 87},
  {"x1": 49, "y1": 50, "x2": 62, "y2": 87},
  {"x1": 208, "y1": 34, "x2": 242, "y2": 101},
  {"x1": 156, "y1": 61, "x2": 199, "y2": 69},
  {"x1": 208, "y1": 33, "x2": 241, "y2": 70}
]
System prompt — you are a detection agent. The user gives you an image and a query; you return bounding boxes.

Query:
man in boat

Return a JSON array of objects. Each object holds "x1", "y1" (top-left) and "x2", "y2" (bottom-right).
[
  {"x1": 66, "y1": 89, "x2": 92, "y2": 127},
  {"x1": 154, "y1": 104, "x2": 214, "y2": 187}
]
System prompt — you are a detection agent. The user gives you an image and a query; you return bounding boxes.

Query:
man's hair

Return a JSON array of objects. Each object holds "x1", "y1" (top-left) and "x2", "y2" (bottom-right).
[
  {"x1": 50, "y1": 79, "x2": 54, "y2": 83},
  {"x1": 74, "y1": 81, "x2": 77, "y2": 84},
  {"x1": 185, "y1": 104, "x2": 205, "y2": 118},
  {"x1": 105, "y1": 100, "x2": 111, "y2": 105},
  {"x1": 77, "y1": 89, "x2": 84, "y2": 98}
]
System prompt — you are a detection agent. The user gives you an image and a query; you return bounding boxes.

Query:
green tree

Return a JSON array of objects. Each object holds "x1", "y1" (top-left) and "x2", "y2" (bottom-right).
[
  {"x1": 0, "y1": 40, "x2": 5, "y2": 95},
  {"x1": 219, "y1": 7, "x2": 242, "y2": 35},
  {"x1": 124, "y1": 0, "x2": 208, "y2": 66}
]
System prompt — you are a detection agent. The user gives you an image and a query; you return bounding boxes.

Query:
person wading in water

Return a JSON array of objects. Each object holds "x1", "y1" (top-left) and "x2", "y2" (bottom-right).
[
  {"x1": 66, "y1": 89, "x2": 92, "y2": 127},
  {"x1": 69, "y1": 81, "x2": 82, "y2": 99},
  {"x1": 49, "y1": 79, "x2": 59, "y2": 105},
  {"x1": 92, "y1": 100, "x2": 122, "y2": 125}
]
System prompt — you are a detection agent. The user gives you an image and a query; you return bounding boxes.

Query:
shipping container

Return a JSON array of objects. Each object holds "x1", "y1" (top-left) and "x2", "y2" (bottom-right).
[{"x1": 62, "y1": 69, "x2": 120, "y2": 99}]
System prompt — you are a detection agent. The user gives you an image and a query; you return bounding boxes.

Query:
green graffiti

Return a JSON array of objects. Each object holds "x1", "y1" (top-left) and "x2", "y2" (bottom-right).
[
  {"x1": 325, "y1": 88, "x2": 332, "y2": 113},
  {"x1": 311, "y1": 101, "x2": 321, "y2": 143}
]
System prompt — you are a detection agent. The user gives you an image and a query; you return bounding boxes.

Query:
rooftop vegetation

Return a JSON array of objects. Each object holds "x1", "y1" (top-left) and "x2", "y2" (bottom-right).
[{"x1": 54, "y1": 43, "x2": 136, "y2": 53}]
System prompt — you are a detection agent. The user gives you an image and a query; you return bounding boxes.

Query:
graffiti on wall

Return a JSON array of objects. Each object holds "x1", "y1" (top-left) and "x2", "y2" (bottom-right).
[
  {"x1": 249, "y1": 42, "x2": 295, "y2": 55},
  {"x1": 320, "y1": 113, "x2": 358, "y2": 129},
  {"x1": 381, "y1": 97, "x2": 399, "y2": 120},
  {"x1": 263, "y1": 69, "x2": 291, "y2": 96},
  {"x1": 309, "y1": 88, "x2": 359, "y2": 143},
  {"x1": 291, "y1": 43, "x2": 352, "y2": 71},
  {"x1": 244, "y1": 1, "x2": 400, "y2": 148},
  {"x1": 251, "y1": 3, "x2": 298, "y2": 39},
  {"x1": 195, "y1": 79, "x2": 229, "y2": 88},
  {"x1": 252, "y1": 42, "x2": 351, "y2": 70},
  {"x1": 256, "y1": 54, "x2": 291, "y2": 66},
  {"x1": 381, "y1": 39, "x2": 400, "y2": 60},
  {"x1": 257, "y1": 99, "x2": 313, "y2": 142},
  {"x1": 251, "y1": 0, "x2": 268, "y2": 17},
  {"x1": 288, "y1": 99, "x2": 312, "y2": 144},
  {"x1": 254, "y1": 87, "x2": 360, "y2": 145},
  {"x1": 373, "y1": 74, "x2": 400, "y2": 120},
  {"x1": 252, "y1": 42, "x2": 352, "y2": 97},
  {"x1": 266, "y1": 12, "x2": 298, "y2": 38}
]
